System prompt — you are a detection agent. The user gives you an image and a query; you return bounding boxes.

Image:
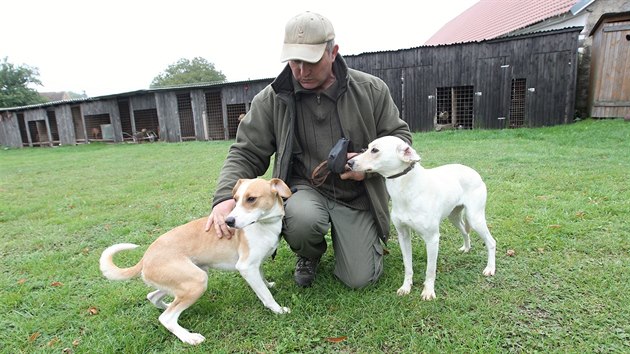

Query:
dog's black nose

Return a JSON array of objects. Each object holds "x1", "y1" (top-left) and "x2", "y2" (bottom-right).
[
  {"x1": 347, "y1": 159, "x2": 355, "y2": 169},
  {"x1": 225, "y1": 217, "x2": 235, "y2": 228}
]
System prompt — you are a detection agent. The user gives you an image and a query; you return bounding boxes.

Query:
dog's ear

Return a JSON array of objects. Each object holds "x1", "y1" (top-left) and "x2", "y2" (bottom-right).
[
  {"x1": 399, "y1": 143, "x2": 421, "y2": 163},
  {"x1": 270, "y1": 178, "x2": 292, "y2": 199},
  {"x1": 232, "y1": 179, "x2": 245, "y2": 196}
]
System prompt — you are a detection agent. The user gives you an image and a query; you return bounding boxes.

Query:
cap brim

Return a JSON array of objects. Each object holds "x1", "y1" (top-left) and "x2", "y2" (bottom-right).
[{"x1": 280, "y1": 43, "x2": 326, "y2": 63}]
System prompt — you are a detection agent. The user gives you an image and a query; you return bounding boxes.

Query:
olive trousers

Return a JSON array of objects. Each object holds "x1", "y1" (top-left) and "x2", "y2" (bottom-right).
[{"x1": 282, "y1": 185, "x2": 384, "y2": 289}]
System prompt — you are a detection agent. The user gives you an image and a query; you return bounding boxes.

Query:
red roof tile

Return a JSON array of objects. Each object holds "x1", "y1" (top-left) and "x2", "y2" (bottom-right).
[{"x1": 425, "y1": 0, "x2": 578, "y2": 45}]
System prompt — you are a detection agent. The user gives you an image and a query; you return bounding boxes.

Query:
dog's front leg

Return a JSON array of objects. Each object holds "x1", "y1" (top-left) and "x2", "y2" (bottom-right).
[
  {"x1": 396, "y1": 225, "x2": 414, "y2": 296},
  {"x1": 259, "y1": 264, "x2": 275, "y2": 289},
  {"x1": 237, "y1": 264, "x2": 290, "y2": 314},
  {"x1": 421, "y1": 235, "x2": 440, "y2": 300}
]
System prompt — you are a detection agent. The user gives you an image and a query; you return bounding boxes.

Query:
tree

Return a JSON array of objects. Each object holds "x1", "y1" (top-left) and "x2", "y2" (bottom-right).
[
  {"x1": 0, "y1": 57, "x2": 48, "y2": 108},
  {"x1": 150, "y1": 57, "x2": 227, "y2": 88}
]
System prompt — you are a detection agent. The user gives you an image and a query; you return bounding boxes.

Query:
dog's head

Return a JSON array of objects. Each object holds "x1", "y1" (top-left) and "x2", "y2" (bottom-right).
[
  {"x1": 225, "y1": 178, "x2": 292, "y2": 229},
  {"x1": 347, "y1": 136, "x2": 420, "y2": 177}
]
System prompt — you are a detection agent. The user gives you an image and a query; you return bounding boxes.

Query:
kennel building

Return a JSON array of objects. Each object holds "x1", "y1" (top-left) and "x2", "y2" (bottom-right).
[
  {"x1": 344, "y1": 27, "x2": 582, "y2": 131},
  {"x1": 1, "y1": 28, "x2": 583, "y2": 148},
  {"x1": 0, "y1": 79, "x2": 271, "y2": 148}
]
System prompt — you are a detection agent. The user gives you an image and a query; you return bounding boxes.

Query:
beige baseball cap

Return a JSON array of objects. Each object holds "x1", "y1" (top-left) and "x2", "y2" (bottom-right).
[{"x1": 280, "y1": 12, "x2": 335, "y2": 63}]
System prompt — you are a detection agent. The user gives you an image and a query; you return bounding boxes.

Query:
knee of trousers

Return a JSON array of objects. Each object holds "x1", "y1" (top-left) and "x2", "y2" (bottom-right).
[
  {"x1": 335, "y1": 246, "x2": 384, "y2": 289},
  {"x1": 336, "y1": 260, "x2": 383, "y2": 289},
  {"x1": 282, "y1": 205, "x2": 329, "y2": 254}
]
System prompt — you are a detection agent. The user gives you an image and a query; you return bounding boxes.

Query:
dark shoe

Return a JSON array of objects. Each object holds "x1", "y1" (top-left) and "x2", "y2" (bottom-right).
[{"x1": 294, "y1": 256, "x2": 320, "y2": 287}]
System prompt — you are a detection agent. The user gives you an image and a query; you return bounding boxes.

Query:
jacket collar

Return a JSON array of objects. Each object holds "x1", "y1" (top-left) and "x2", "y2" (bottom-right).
[{"x1": 271, "y1": 54, "x2": 349, "y2": 97}]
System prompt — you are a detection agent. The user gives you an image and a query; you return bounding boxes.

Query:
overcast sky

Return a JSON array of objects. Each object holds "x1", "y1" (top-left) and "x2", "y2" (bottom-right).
[{"x1": 3, "y1": 0, "x2": 477, "y2": 97}]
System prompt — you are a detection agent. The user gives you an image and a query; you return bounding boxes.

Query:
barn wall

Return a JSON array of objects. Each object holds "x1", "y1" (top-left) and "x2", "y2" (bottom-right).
[
  {"x1": 54, "y1": 105, "x2": 76, "y2": 145},
  {"x1": 82, "y1": 100, "x2": 123, "y2": 142},
  {"x1": 0, "y1": 112, "x2": 22, "y2": 148},
  {"x1": 190, "y1": 90, "x2": 208, "y2": 140},
  {"x1": 345, "y1": 28, "x2": 582, "y2": 131},
  {"x1": 155, "y1": 92, "x2": 181, "y2": 142}
]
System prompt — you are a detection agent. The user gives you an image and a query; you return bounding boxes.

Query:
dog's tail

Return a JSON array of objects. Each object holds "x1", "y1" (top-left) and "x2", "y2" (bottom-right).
[{"x1": 99, "y1": 243, "x2": 143, "y2": 280}]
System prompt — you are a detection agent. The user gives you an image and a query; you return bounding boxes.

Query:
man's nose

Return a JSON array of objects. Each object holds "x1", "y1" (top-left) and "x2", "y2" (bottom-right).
[{"x1": 297, "y1": 62, "x2": 312, "y2": 73}]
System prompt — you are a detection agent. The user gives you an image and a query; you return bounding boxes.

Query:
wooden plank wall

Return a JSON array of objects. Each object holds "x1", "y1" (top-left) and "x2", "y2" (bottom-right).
[
  {"x1": 589, "y1": 19, "x2": 630, "y2": 118},
  {"x1": 155, "y1": 92, "x2": 181, "y2": 142},
  {"x1": 0, "y1": 112, "x2": 22, "y2": 148},
  {"x1": 345, "y1": 28, "x2": 581, "y2": 130}
]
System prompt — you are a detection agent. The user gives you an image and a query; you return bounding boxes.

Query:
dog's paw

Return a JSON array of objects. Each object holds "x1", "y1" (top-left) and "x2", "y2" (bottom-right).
[
  {"x1": 180, "y1": 332, "x2": 205, "y2": 345},
  {"x1": 396, "y1": 286, "x2": 411, "y2": 296},
  {"x1": 420, "y1": 288, "x2": 436, "y2": 301},
  {"x1": 483, "y1": 266, "x2": 495, "y2": 276},
  {"x1": 266, "y1": 281, "x2": 276, "y2": 288},
  {"x1": 458, "y1": 245, "x2": 471, "y2": 253},
  {"x1": 273, "y1": 306, "x2": 291, "y2": 314}
]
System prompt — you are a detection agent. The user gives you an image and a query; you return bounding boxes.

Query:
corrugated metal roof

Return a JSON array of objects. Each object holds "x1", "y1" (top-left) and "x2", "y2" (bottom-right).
[
  {"x1": 425, "y1": 0, "x2": 579, "y2": 45},
  {"x1": 343, "y1": 26, "x2": 582, "y2": 56},
  {"x1": 0, "y1": 77, "x2": 274, "y2": 112}
]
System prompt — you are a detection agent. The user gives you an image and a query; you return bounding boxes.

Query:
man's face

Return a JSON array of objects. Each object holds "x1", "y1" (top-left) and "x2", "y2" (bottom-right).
[{"x1": 288, "y1": 44, "x2": 338, "y2": 91}]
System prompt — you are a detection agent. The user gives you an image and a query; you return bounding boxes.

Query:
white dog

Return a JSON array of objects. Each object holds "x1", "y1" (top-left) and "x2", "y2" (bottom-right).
[
  {"x1": 100, "y1": 178, "x2": 292, "y2": 345},
  {"x1": 348, "y1": 136, "x2": 496, "y2": 300}
]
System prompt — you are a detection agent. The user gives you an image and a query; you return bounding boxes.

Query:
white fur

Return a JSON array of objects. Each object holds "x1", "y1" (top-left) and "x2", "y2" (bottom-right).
[{"x1": 349, "y1": 136, "x2": 496, "y2": 300}]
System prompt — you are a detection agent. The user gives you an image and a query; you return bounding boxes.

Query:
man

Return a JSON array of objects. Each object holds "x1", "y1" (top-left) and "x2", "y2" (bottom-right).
[{"x1": 206, "y1": 11, "x2": 411, "y2": 289}]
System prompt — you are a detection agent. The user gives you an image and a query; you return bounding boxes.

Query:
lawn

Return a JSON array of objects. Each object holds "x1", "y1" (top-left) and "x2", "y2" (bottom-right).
[{"x1": 1, "y1": 118, "x2": 628, "y2": 353}]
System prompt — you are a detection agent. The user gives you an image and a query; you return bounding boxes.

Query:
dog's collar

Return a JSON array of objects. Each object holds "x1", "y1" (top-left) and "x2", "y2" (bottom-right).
[
  {"x1": 251, "y1": 213, "x2": 284, "y2": 225},
  {"x1": 387, "y1": 163, "x2": 415, "y2": 179}
]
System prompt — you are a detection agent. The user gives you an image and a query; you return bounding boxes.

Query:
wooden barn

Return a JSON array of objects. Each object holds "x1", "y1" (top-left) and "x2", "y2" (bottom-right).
[
  {"x1": 345, "y1": 27, "x2": 582, "y2": 131},
  {"x1": 587, "y1": 11, "x2": 630, "y2": 118},
  {"x1": 1, "y1": 27, "x2": 584, "y2": 148},
  {"x1": 0, "y1": 79, "x2": 271, "y2": 148}
]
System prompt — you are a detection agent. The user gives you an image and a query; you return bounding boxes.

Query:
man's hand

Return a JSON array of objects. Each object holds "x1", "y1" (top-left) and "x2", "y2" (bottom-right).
[
  {"x1": 204, "y1": 199, "x2": 237, "y2": 238},
  {"x1": 340, "y1": 152, "x2": 366, "y2": 181}
]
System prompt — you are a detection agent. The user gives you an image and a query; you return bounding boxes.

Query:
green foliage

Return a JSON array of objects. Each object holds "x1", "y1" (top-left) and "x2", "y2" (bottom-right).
[
  {"x1": 0, "y1": 57, "x2": 48, "y2": 108},
  {"x1": 67, "y1": 91, "x2": 88, "y2": 99},
  {"x1": 150, "y1": 57, "x2": 227, "y2": 88},
  {"x1": 1, "y1": 119, "x2": 629, "y2": 352}
]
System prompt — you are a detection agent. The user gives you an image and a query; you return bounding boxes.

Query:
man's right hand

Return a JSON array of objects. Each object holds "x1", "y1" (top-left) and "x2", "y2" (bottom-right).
[{"x1": 204, "y1": 199, "x2": 237, "y2": 238}]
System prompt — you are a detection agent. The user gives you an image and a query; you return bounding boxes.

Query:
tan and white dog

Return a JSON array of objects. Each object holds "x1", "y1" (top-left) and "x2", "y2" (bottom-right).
[
  {"x1": 348, "y1": 136, "x2": 496, "y2": 300},
  {"x1": 99, "y1": 178, "x2": 292, "y2": 345}
]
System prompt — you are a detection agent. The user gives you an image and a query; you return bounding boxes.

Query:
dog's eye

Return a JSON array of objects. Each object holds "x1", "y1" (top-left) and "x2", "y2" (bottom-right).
[
  {"x1": 246, "y1": 196, "x2": 256, "y2": 204},
  {"x1": 371, "y1": 148, "x2": 379, "y2": 153}
]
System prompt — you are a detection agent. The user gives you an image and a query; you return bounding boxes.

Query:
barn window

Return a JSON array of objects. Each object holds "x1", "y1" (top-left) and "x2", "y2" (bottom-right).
[
  {"x1": 205, "y1": 91, "x2": 224, "y2": 140},
  {"x1": 436, "y1": 86, "x2": 474, "y2": 129},
  {"x1": 84, "y1": 113, "x2": 112, "y2": 141},
  {"x1": 509, "y1": 78, "x2": 526, "y2": 128},
  {"x1": 133, "y1": 109, "x2": 159, "y2": 138},
  {"x1": 46, "y1": 110, "x2": 60, "y2": 143},
  {"x1": 118, "y1": 100, "x2": 132, "y2": 139},
  {"x1": 17, "y1": 113, "x2": 28, "y2": 145},
  {"x1": 226, "y1": 104, "x2": 246, "y2": 139},
  {"x1": 176, "y1": 93, "x2": 195, "y2": 140}
]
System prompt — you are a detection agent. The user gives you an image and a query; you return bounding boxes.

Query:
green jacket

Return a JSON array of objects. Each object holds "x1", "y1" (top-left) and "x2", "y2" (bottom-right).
[{"x1": 212, "y1": 55, "x2": 411, "y2": 241}]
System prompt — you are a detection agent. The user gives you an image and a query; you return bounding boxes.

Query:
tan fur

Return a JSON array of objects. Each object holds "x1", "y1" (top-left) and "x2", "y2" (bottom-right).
[{"x1": 100, "y1": 178, "x2": 292, "y2": 345}]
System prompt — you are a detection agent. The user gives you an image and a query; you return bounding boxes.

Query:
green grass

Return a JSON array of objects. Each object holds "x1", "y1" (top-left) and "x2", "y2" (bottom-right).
[{"x1": 1, "y1": 119, "x2": 629, "y2": 353}]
